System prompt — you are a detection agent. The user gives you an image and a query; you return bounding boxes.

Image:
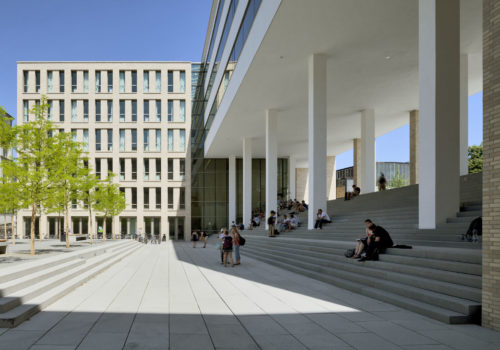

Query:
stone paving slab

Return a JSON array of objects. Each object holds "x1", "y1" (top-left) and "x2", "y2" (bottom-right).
[{"x1": 0, "y1": 239, "x2": 499, "y2": 349}]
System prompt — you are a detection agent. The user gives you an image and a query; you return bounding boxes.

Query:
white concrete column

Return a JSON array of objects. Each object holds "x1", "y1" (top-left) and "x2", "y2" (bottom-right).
[
  {"x1": 307, "y1": 54, "x2": 327, "y2": 230},
  {"x1": 288, "y1": 156, "x2": 296, "y2": 200},
  {"x1": 242, "y1": 138, "x2": 252, "y2": 227},
  {"x1": 460, "y1": 54, "x2": 469, "y2": 176},
  {"x1": 265, "y1": 110, "x2": 278, "y2": 229},
  {"x1": 127, "y1": 217, "x2": 131, "y2": 236},
  {"x1": 353, "y1": 138, "x2": 362, "y2": 188},
  {"x1": 361, "y1": 109, "x2": 376, "y2": 194},
  {"x1": 326, "y1": 156, "x2": 337, "y2": 200},
  {"x1": 228, "y1": 155, "x2": 236, "y2": 227},
  {"x1": 410, "y1": 110, "x2": 419, "y2": 185},
  {"x1": 418, "y1": 0, "x2": 460, "y2": 229}
]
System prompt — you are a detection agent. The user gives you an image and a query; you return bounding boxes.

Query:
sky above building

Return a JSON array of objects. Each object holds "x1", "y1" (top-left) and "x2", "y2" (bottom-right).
[{"x1": 0, "y1": 0, "x2": 483, "y2": 167}]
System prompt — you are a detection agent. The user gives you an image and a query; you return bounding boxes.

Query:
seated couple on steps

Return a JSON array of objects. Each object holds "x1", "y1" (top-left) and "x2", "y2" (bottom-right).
[{"x1": 351, "y1": 219, "x2": 393, "y2": 262}]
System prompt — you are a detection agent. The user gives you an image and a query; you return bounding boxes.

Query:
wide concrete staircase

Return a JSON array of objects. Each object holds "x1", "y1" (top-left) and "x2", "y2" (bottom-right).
[
  {"x1": 243, "y1": 173, "x2": 483, "y2": 324},
  {"x1": 0, "y1": 240, "x2": 141, "y2": 327}
]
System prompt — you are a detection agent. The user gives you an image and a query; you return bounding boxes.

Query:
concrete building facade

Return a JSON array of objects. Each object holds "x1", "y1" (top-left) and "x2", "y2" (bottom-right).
[{"x1": 17, "y1": 62, "x2": 192, "y2": 240}]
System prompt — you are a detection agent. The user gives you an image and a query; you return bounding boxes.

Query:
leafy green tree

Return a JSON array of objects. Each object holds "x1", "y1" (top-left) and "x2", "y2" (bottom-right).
[
  {"x1": 0, "y1": 107, "x2": 15, "y2": 240},
  {"x1": 388, "y1": 166, "x2": 409, "y2": 189},
  {"x1": 94, "y1": 178, "x2": 126, "y2": 240},
  {"x1": 79, "y1": 167, "x2": 101, "y2": 245},
  {"x1": 468, "y1": 144, "x2": 483, "y2": 174}
]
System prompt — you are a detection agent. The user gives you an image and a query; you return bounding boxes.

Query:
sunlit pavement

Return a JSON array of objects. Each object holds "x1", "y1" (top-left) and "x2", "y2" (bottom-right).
[{"x1": 1, "y1": 239, "x2": 500, "y2": 350}]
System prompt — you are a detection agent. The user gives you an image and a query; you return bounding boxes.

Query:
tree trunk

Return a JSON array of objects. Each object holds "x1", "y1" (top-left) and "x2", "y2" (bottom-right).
[
  {"x1": 65, "y1": 203, "x2": 70, "y2": 249},
  {"x1": 112, "y1": 216, "x2": 115, "y2": 240},
  {"x1": 102, "y1": 217, "x2": 107, "y2": 241},
  {"x1": 88, "y1": 206, "x2": 93, "y2": 245},
  {"x1": 11, "y1": 212, "x2": 16, "y2": 245},
  {"x1": 58, "y1": 216, "x2": 62, "y2": 241},
  {"x1": 3, "y1": 214, "x2": 6, "y2": 240},
  {"x1": 30, "y1": 203, "x2": 36, "y2": 255},
  {"x1": 39, "y1": 211, "x2": 43, "y2": 241}
]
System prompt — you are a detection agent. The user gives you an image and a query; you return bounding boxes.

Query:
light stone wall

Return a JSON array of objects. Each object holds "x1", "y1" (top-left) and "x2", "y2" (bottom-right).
[
  {"x1": 16, "y1": 62, "x2": 192, "y2": 240},
  {"x1": 295, "y1": 168, "x2": 309, "y2": 202},
  {"x1": 353, "y1": 138, "x2": 361, "y2": 188}
]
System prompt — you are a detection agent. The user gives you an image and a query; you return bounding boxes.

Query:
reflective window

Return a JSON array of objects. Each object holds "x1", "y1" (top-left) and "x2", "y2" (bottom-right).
[
  {"x1": 119, "y1": 71, "x2": 125, "y2": 92},
  {"x1": 180, "y1": 100, "x2": 185, "y2": 122},
  {"x1": 47, "y1": 71, "x2": 53, "y2": 92},
  {"x1": 131, "y1": 70, "x2": 137, "y2": 93},
  {"x1": 143, "y1": 71, "x2": 150, "y2": 92},
  {"x1": 59, "y1": 100, "x2": 65, "y2": 121},
  {"x1": 95, "y1": 71, "x2": 101, "y2": 92},
  {"x1": 131, "y1": 129, "x2": 137, "y2": 151},
  {"x1": 107, "y1": 129, "x2": 113, "y2": 151},
  {"x1": 107, "y1": 100, "x2": 113, "y2": 122},
  {"x1": 144, "y1": 129, "x2": 149, "y2": 151},
  {"x1": 35, "y1": 71, "x2": 40, "y2": 92},
  {"x1": 132, "y1": 100, "x2": 137, "y2": 122},
  {"x1": 71, "y1": 71, "x2": 77, "y2": 92},
  {"x1": 144, "y1": 100, "x2": 150, "y2": 122},
  {"x1": 156, "y1": 129, "x2": 161, "y2": 151},
  {"x1": 83, "y1": 100, "x2": 89, "y2": 122},
  {"x1": 96, "y1": 100, "x2": 101, "y2": 122},
  {"x1": 83, "y1": 71, "x2": 89, "y2": 92},
  {"x1": 156, "y1": 100, "x2": 161, "y2": 122},
  {"x1": 107, "y1": 71, "x2": 113, "y2": 92},
  {"x1": 72, "y1": 100, "x2": 77, "y2": 121},
  {"x1": 59, "y1": 71, "x2": 65, "y2": 92},
  {"x1": 168, "y1": 100, "x2": 173, "y2": 122},
  {"x1": 155, "y1": 71, "x2": 161, "y2": 92},
  {"x1": 168, "y1": 71, "x2": 173, "y2": 93},
  {"x1": 95, "y1": 129, "x2": 101, "y2": 151},
  {"x1": 120, "y1": 100, "x2": 125, "y2": 122},
  {"x1": 23, "y1": 71, "x2": 29, "y2": 92},
  {"x1": 180, "y1": 71, "x2": 185, "y2": 93}
]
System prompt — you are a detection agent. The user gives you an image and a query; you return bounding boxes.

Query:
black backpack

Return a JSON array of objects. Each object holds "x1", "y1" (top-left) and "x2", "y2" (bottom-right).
[
  {"x1": 267, "y1": 216, "x2": 275, "y2": 225},
  {"x1": 239, "y1": 235, "x2": 246, "y2": 246}
]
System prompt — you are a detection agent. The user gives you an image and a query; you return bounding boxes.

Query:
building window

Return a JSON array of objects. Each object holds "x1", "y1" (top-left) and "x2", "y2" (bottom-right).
[
  {"x1": 144, "y1": 159, "x2": 150, "y2": 180},
  {"x1": 180, "y1": 100, "x2": 185, "y2": 122},
  {"x1": 35, "y1": 71, "x2": 40, "y2": 92},
  {"x1": 180, "y1": 187, "x2": 185, "y2": 209},
  {"x1": 59, "y1": 71, "x2": 65, "y2": 92},
  {"x1": 120, "y1": 129, "x2": 125, "y2": 151},
  {"x1": 156, "y1": 188, "x2": 161, "y2": 209},
  {"x1": 23, "y1": 71, "x2": 29, "y2": 92},
  {"x1": 95, "y1": 129, "x2": 101, "y2": 151},
  {"x1": 120, "y1": 100, "x2": 125, "y2": 122},
  {"x1": 119, "y1": 71, "x2": 125, "y2": 92},
  {"x1": 96, "y1": 100, "x2": 101, "y2": 122},
  {"x1": 144, "y1": 129, "x2": 149, "y2": 151},
  {"x1": 107, "y1": 71, "x2": 113, "y2": 92},
  {"x1": 107, "y1": 158, "x2": 113, "y2": 177},
  {"x1": 23, "y1": 101, "x2": 28, "y2": 122},
  {"x1": 107, "y1": 100, "x2": 113, "y2": 122},
  {"x1": 168, "y1": 71, "x2": 173, "y2": 92},
  {"x1": 131, "y1": 129, "x2": 137, "y2": 151},
  {"x1": 83, "y1": 100, "x2": 89, "y2": 122},
  {"x1": 144, "y1": 188, "x2": 149, "y2": 209},
  {"x1": 83, "y1": 71, "x2": 89, "y2": 92},
  {"x1": 143, "y1": 71, "x2": 149, "y2": 92},
  {"x1": 48, "y1": 71, "x2": 53, "y2": 92},
  {"x1": 144, "y1": 100, "x2": 149, "y2": 122},
  {"x1": 156, "y1": 158, "x2": 161, "y2": 180},
  {"x1": 155, "y1": 100, "x2": 161, "y2": 122},
  {"x1": 96, "y1": 158, "x2": 101, "y2": 178},
  {"x1": 131, "y1": 70, "x2": 137, "y2": 93},
  {"x1": 72, "y1": 100, "x2": 77, "y2": 122},
  {"x1": 168, "y1": 129, "x2": 173, "y2": 151},
  {"x1": 71, "y1": 129, "x2": 77, "y2": 143},
  {"x1": 131, "y1": 188, "x2": 137, "y2": 209},
  {"x1": 168, "y1": 188, "x2": 173, "y2": 209},
  {"x1": 71, "y1": 71, "x2": 77, "y2": 92},
  {"x1": 95, "y1": 71, "x2": 101, "y2": 92},
  {"x1": 179, "y1": 129, "x2": 185, "y2": 152},
  {"x1": 131, "y1": 100, "x2": 137, "y2": 122},
  {"x1": 180, "y1": 71, "x2": 185, "y2": 93},
  {"x1": 168, "y1": 159, "x2": 173, "y2": 180},
  {"x1": 131, "y1": 158, "x2": 137, "y2": 180},
  {"x1": 180, "y1": 158, "x2": 185, "y2": 181},
  {"x1": 168, "y1": 100, "x2": 173, "y2": 122},
  {"x1": 120, "y1": 158, "x2": 125, "y2": 180},
  {"x1": 83, "y1": 129, "x2": 88, "y2": 151},
  {"x1": 48, "y1": 100, "x2": 53, "y2": 121},
  {"x1": 155, "y1": 71, "x2": 161, "y2": 92},
  {"x1": 107, "y1": 129, "x2": 113, "y2": 151},
  {"x1": 59, "y1": 100, "x2": 65, "y2": 121},
  {"x1": 154, "y1": 129, "x2": 161, "y2": 151}
]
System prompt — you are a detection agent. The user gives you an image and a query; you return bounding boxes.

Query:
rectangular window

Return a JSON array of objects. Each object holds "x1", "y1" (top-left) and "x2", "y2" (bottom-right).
[
  {"x1": 96, "y1": 158, "x2": 101, "y2": 178},
  {"x1": 168, "y1": 100, "x2": 173, "y2": 122},
  {"x1": 144, "y1": 100, "x2": 149, "y2": 122},
  {"x1": 168, "y1": 159, "x2": 173, "y2": 180},
  {"x1": 120, "y1": 158, "x2": 125, "y2": 180},
  {"x1": 23, "y1": 101, "x2": 29, "y2": 122},
  {"x1": 107, "y1": 100, "x2": 113, "y2": 121},
  {"x1": 83, "y1": 129, "x2": 89, "y2": 151},
  {"x1": 131, "y1": 158, "x2": 137, "y2": 180},
  {"x1": 72, "y1": 100, "x2": 77, "y2": 122},
  {"x1": 120, "y1": 129, "x2": 125, "y2": 151},
  {"x1": 144, "y1": 129, "x2": 149, "y2": 151},
  {"x1": 83, "y1": 100, "x2": 89, "y2": 121},
  {"x1": 180, "y1": 71, "x2": 185, "y2": 93},
  {"x1": 156, "y1": 188, "x2": 161, "y2": 209},
  {"x1": 48, "y1": 100, "x2": 53, "y2": 121},
  {"x1": 71, "y1": 71, "x2": 77, "y2": 92},
  {"x1": 179, "y1": 129, "x2": 185, "y2": 152},
  {"x1": 143, "y1": 71, "x2": 149, "y2": 92},
  {"x1": 168, "y1": 188, "x2": 173, "y2": 209},
  {"x1": 180, "y1": 158, "x2": 185, "y2": 181},
  {"x1": 144, "y1": 158, "x2": 150, "y2": 180},
  {"x1": 48, "y1": 71, "x2": 53, "y2": 92},
  {"x1": 131, "y1": 100, "x2": 137, "y2": 122},
  {"x1": 168, "y1": 71, "x2": 173, "y2": 92},
  {"x1": 144, "y1": 188, "x2": 149, "y2": 209},
  {"x1": 131, "y1": 188, "x2": 137, "y2": 209},
  {"x1": 95, "y1": 129, "x2": 101, "y2": 151},
  {"x1": 23, "y1": 71, "x2": 29, "y2": 92},
  {"x1": 156, "y1": 129, "x2": 161, "y2": 151},
  {"x1": 120, "y1": 100, "x2": 125, "y2": 122},
  {"x1": 131, "y1": 70, "x2": 137, "y2": 93},
  {"x1": 35, "y1": 71, "x2": 40, "y2": 92},
  {"x1": 131, "y1": 129, "x2": 137, "y2": 151},
  {"x1": 95, "y1": 100, "x2": 101, "y2": 122},
  {"x1": 168, "y1": 129, "x2": 173, "y2": 151},
  {"x1": 83, "y1": 71, "x2": 89, "y2": 92},
  {"x1": 95, "y1": 71, "x2": 101, "y2": 92},
  {"x1": 107, "y1": 71, "x2": 113, "y2": 92},
  {"x1": 59, "y1": 100, "x2": 65, "y2": 121},
  {"x1": 59, "y1": 71, "x2": 65, "y2": 92},
  {"x1": 71, "y1": 129, "x2": 77, "y2": 142},
  {"x1": 180, "y1": 100, "x2": 185, "y2": 122},
  {"x1": 155, "y1": 100, "x2": 161, "y2": 122},
  {"x1": 119, "y1": 71, "x2": 125, "y2": 92},
  {"x1": 156, "y1": 158, "x2": 161, "y2": 180},
  {"x1": 107, "y1": 158, "x2": 113, "y2": 177},
  {"x1": 155, "y1": 71, "x2": 161, "y2": 92},
  {"x1": 107, "y1": 129, "x2": 113, "y2": 151},
  {"x1": 180, "y1": 188, "x2": 185, "y2": 209}
]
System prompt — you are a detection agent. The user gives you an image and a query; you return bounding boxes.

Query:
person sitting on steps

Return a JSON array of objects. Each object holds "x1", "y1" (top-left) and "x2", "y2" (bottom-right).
[
  {"x1": 352, "y1": 219, "x2": 374, "y2": 259},
  {"x1": 358, "y1": 223, "x2": 394, "y2": 262},
  {"x1": 314, "y1": 209, "x2": 331, "y2": 229}
]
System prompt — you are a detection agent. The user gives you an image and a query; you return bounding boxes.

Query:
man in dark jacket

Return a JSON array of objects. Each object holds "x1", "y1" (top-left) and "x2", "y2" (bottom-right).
[{"x1": 359, "y1": 224, "x2": 393, "y2": 261}]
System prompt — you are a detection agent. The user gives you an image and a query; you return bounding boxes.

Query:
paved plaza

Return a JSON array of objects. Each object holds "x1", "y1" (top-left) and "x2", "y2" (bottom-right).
[{"x1": 0, "y1": 239, "x2": 499, "y2": 350}]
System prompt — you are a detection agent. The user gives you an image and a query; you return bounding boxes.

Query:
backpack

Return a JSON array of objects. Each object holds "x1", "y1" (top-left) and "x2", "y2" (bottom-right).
[
  {"x1": 464, "y1": 217, "x2": 482, "y2": 241},
  {"x1": 238, "y1": 235, "x2": 246, "y2": 246},
  {"x1": 222, "y1": 236, "x2": 232, "y2": 250},
  {"x1": 344, "y1": 248, "x2": 355, "y2": 258},
  {"x1": 267, "y1": 216, "x2": 275, "y2": 225}
]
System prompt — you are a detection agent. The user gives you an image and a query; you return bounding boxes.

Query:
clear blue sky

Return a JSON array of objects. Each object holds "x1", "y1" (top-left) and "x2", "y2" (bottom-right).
[{"x1": 0, "y1": 0, "x2": 483, "y2": 167}]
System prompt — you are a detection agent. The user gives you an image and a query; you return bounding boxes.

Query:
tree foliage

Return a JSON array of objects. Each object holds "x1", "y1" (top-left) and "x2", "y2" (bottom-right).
[
  {"x1": 94, "y1": 177, "x2": 126, "y2": 240},
  {"x1": 388, "y1": 166, "x2": 409, "y2": 189},
  {"x1": 468, "y1": 144, "x2": 483, "y2": 174}
]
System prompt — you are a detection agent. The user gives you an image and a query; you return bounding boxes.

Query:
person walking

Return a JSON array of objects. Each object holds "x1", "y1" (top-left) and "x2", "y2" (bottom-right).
[
  {"x1": 378, "y1": 173, "x2": 387, "y2": 191},
  {"x1": 231, "y1": 226, "x2": 241, "y2": 265},
  {"x1": 268, "y1": 210, "x2": 276, "y2": 237},
  {"x1": 201, "y1": 231, "x2": 208, "y2": 248},
  {"x1": 191, "y1": 230, "x2": 199, "y2": 248},
  {"x1": 222, "y1": 228, "x2": 234, "y2": 267}
]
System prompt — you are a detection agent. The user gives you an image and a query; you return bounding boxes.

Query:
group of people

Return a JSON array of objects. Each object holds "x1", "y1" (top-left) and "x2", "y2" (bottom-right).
[
  {"x1": 282, "y1": 199, "x2": 308, "y2": 214},
  {"x1": 218, "y1": 226, "x2": 242, "y2": 267},
  {"x1": 350, "y1": 219, "x2": 393, "y2": 261},
  {"x1": 190, "y1": 230, "x2": 209, "y2": 248}
]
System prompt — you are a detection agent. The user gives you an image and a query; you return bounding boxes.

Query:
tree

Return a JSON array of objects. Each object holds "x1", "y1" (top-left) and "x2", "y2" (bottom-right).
[
  {"x1": 388, "y1": 166, "x2": 409, "y2": 189},
  {"x1": 468, "y1": 144, "x2": 483, "y2": 174},
  {"x1": 94, "y1": 178, "x2": 126, "y2": 240},
  {"x1": 79, "y1": 167, "x2": 100, "y2": 245},
  {"x1": 0, "y1": 107, "x2": 16, "y2": 240}
]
